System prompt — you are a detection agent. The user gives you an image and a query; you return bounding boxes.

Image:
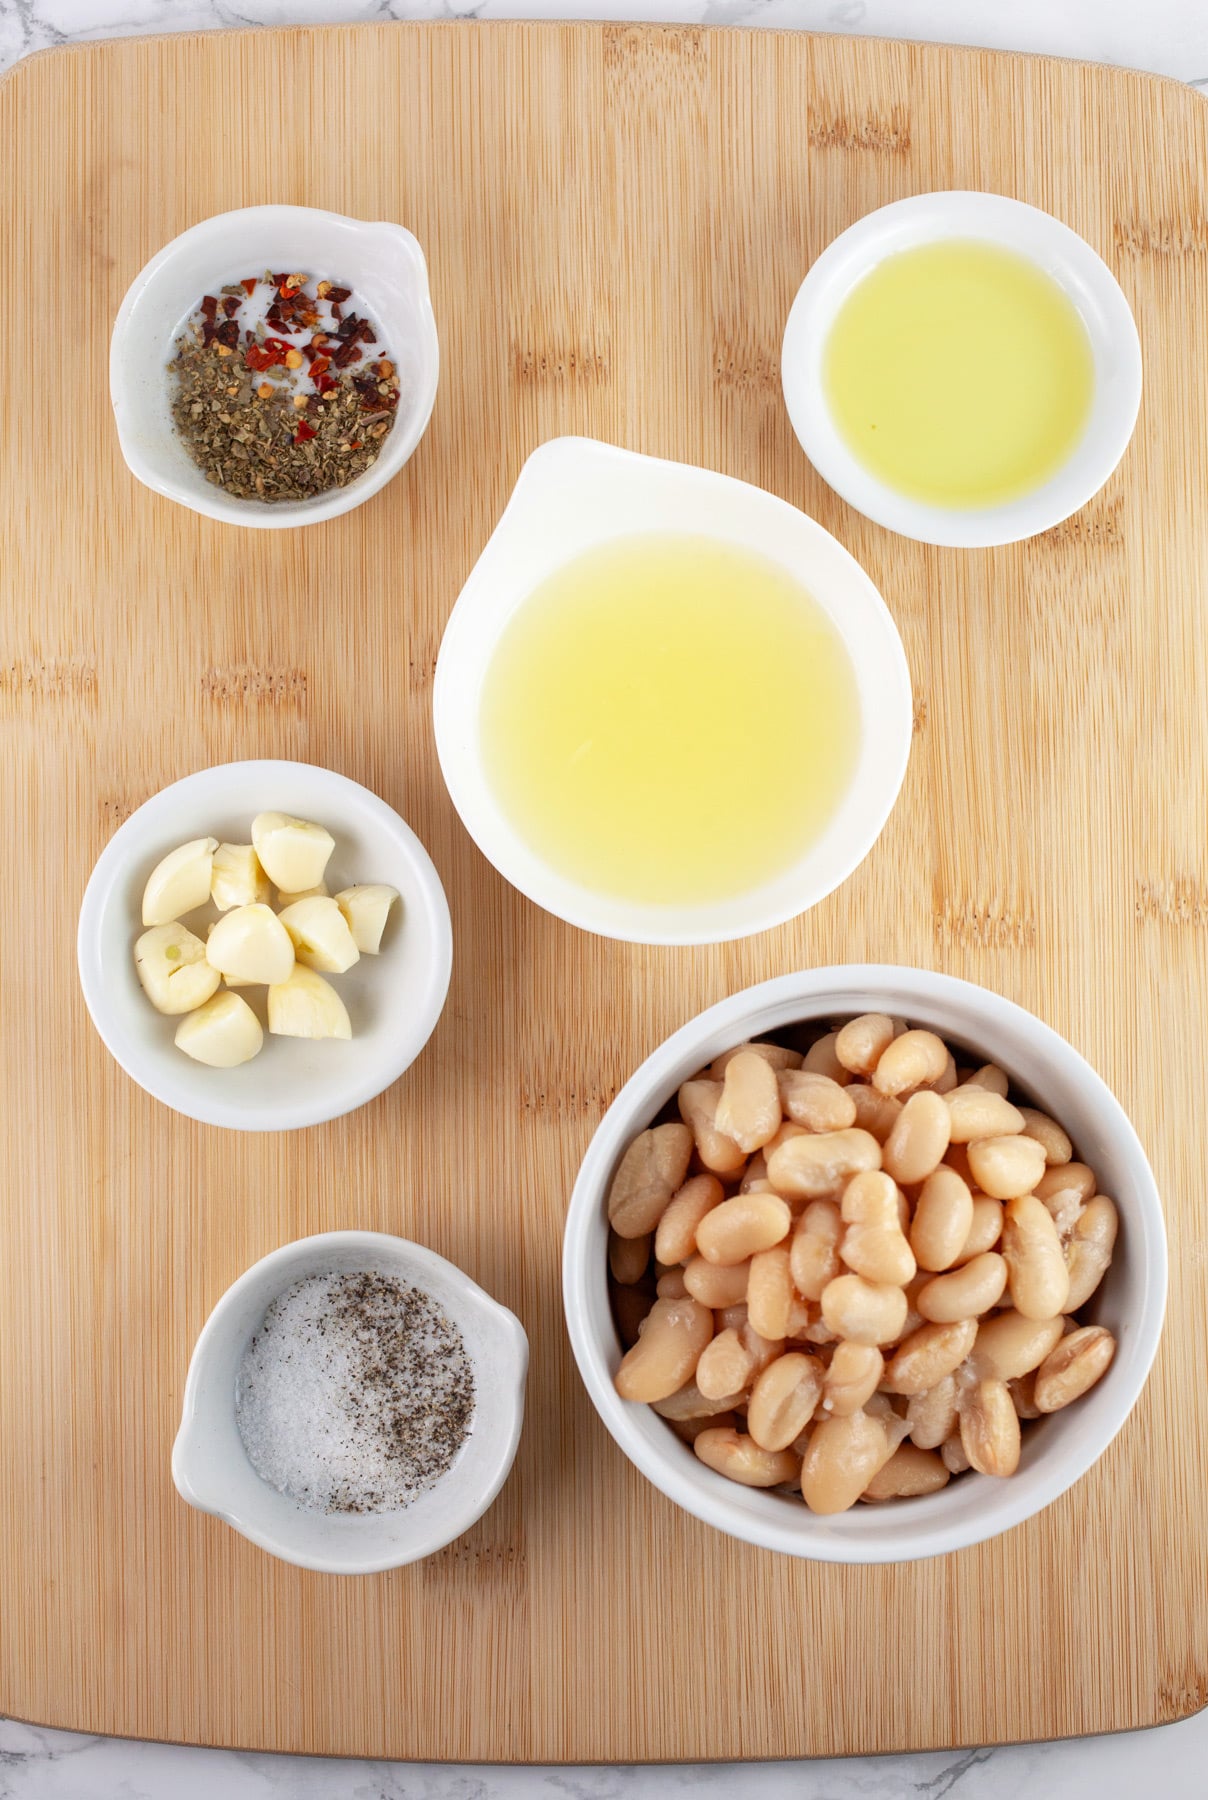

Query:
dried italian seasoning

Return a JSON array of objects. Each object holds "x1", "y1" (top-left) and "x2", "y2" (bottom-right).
[
  {"x1": 235, "y1": 1270, "x2": 476, "y2": 1514},
  {"x1": 168, "y1": 272, "x2": 400, "y2": 502}
]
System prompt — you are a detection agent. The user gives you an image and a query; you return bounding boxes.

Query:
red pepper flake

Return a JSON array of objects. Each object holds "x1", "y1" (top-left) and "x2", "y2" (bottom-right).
[
  {"x1": 315, "y1": 373, "x2": 339, "y2": 395},
  {"x1": 325, "y1": 286, "x2": 351, "y2": 304},
  {"x1": 214, "y1": 318, "x2": 240, "y2": 350},
  {"x1": 200, "y1": 295, "x2": 218, "y2": 323},
  {"x1": 312, "y1": 354, "x2": 331, "y2": 377},
  {"x1": 294, "y1": 420, "x2": 317, "y2": 443},
  {"x1": 349, "y1": 441, "x2": 363, "y2": 450},
  {"x1": 331, "y1": 303, "x2": 343, "y2": 322},
  {"x1": 222, "y1": 296, "x2": 241, "y2": 318},
  {"x1": 241, "y1": 277, "x2": 258, "y2": 295},
  {"x1": 332, "y1": 341, "x2": 363, "y2": 369}
]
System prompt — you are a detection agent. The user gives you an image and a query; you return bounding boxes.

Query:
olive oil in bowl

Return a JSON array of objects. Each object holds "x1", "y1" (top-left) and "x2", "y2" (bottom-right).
[
  {"x1": 479, "y1": 534, "x2": 860, "y2": 908},
  {"x1": 823, "y1": 239, "x2": 1095, "y2": 509}
]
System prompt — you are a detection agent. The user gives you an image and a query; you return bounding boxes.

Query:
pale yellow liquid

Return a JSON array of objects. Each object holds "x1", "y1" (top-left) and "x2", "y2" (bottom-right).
[
  {"x1": 479, "y1": 534, "x2": 861, "y2": 907},
  {"x1": 823, "y1": 239, "x2": 1095, "y2": 508}
]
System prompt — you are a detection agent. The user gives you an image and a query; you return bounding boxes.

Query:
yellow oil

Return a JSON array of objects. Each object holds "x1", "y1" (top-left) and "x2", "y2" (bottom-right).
[
  {"x1": 479, "y1": 533, "x2": 861, "y2": 907},
  {"x1": 823, "y1": 239, "x2": 1095, "y2": 508}
]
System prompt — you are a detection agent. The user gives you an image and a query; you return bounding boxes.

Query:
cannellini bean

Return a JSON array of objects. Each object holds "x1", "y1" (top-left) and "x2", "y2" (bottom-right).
[
  {"x1": 1002, "y1": 1194, "x2": 1070, "y2": 1319},
  {"x1": 656, "y1": 1268, "x2": 688, "y2": 1299},
  {"x1": 715, "y1": 1302, "x2": 748, "y2": 1332},
  {"x1": 715, "y1": 1050, "x2": 782, "y2": 1153},
  {"x1": 614, "y1": 1296, "x2": 712, "y2": 1402},
  {"x1": 1034, "y1": 1326, "x2": 1116, "y2": 1412},
  {"x1": 959, "y1": 1377, "x2": 1021, "y2": 1476},
  {"x1": 677, "y1": 1079, "x2": 746, "y2": 1175},
  {"x1": 696, "y1": 1327, "x2": 757, "y2": 1399},
  {"x1": 1008, "y1": 1372, "x2": 1041, "y2": 1419},
  {"x1": 944, "y1": 1087, "x2": 1025, "y2": 1144},
  {"x1": 883, "y1": 1318, "x2": 978, "y2": 1394},
  {"x1": 778, "y1": 1069, "x2": 857, "y2": 1133},
  {"x1": 669, "y1": 1410, "x2": 739, "y2": 1444},
  {"x1": 767, "y1": 1128, "x2": 882, "y2": 1199},
  {"x1": 741, "y1": 1320, "x2": 785, "y2": 1374},
  {"x1": 654, "y1": 1173, "x2": 724, "y2": 1266},
  {"x1": 748, "y1": 1352, "x2": 824, "y2": 1450},
  {"x1": 872, "y1": 1029, "x2": 949, "y2": 1097},
  {"x1": 789, "y1": 1201, "x2": 843, "y2": 1300},
  {"x1": 911, "y1": 1165, "x2": 974, "y2": 1271},
  {"x1": 839, "y1": 1170, "x2": 916, "y2": 1286},
  {"x1": 608, "y1": 1229, "x2": 651, "y2": 1285},
  {"x1": 709, "y1": 1040, "x2": 802, "y2": 1079},
  {"x1": 800, "y1": 1409, "x2": 890, "y2": 1513},
  {"x1": 941, "y1": 1429, "x2": 972, "y2": 1474},
  {"x1": 1016, "y1": 1108, "x2": 1073, "y2": 1166},
  {"x1": 845, "y1": 1084, "x2": 904, "y2": 1144},
  {"x1": 694, "y1": 1427, "x2": 800, "y2": 1488},
  {"x1": 967, "y1": 1133, "x2": 1047, "y2": 1201},
  {"x1": 965, "y1": 1064, "x2": 1010, "y2": 1097},
  {"x1": 747, "y1": 1245, "x2": 794, "y2": 1340},
  {"x1": 897, "y1": 1270, "x2": 930, "y2": 1340},
  {"x1": 944, "y1": 1142, "x2": 975, "y2": 1185},
  {"x1": 818, "y1": 1340, "x2": 883, "y2": 1416},
  {"x1": 607, "y1": 1123, "x2": 694, "y2": 1237},
  {"x1": 906, "y1": 1376, "x2": 958, "y2": 1449},
  {"x1": 863, "y1": 1442, "x2": 950, "y2": 1500},
  {"x1": 1034, "y1": 1161, "x2": 1096, "y2": 1207},
  {"x1": 683, "y1": 1255, "x2": 750, "y2": 1308},
  {"x1": 1064, "y1": 1196, "x2": 1119, "y2": 1309},
  {"x1": 916, "y1": 1252, "x2": 1008, "y2": 1322},
  {"x1": 740, "y1": 1154, "x2": 769, "y2": 1193},
  {"x1": 820, "y1": 1273, "x2": 909, "y2": 1346},
  {"x1": 955, "y1": 1195, "x2": 1004, "y2": 1262},
  {"x1": 802, "y1": 1032, "x2": 852, "y2": 1085},
  {"x1": 835, "y1": 1013, "x2": 895, "y2": 1076},
  {"x1": 696, "y1": 1192, "x2": 792, "y2": 1265},
  {"x1": 612, "y1": 1284, "x2": 653, "y2": 1348},
  {"x1": 933, "y1": 1055, "x2": 959, "y2": 1094},
  {"x1": 650, "y1": 1379, "x2": 745, "y2": 1420},
  {"x1": 883, "y1": 1091, "x2": 952, "y2": 1187},
  {"x1": 971, "y1": 1310, "x2": 1065, "y2": 1381}
]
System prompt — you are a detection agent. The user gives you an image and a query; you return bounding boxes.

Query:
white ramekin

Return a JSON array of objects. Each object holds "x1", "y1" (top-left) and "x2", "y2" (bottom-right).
[
  {"x1": 562, "y1": 966, "x2": 1166, "y2": 1563},
  {"x1": 173, "y1": 1232, "x2": 528, "y2": 1574},
  {"x1": 433, "y1": 437, "x2": 912, "y2": 945},
  {"x1": 781, "y1": 192, "x2": 1143, "y2": 548},
  {"x1": 77, "y1": 759, "x2": 452, "y2": 1131},
  {"x1": 110, "y1": 205, "x2": 439, "y2": 527}
]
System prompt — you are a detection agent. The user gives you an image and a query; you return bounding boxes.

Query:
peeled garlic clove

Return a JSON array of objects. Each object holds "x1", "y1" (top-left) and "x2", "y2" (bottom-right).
[
  {"x1": 175, "y1": 991, "x2": 264, "y2": 1067},
  {"x1": 211, "y1": 843, "x2": 271, "y2": 912},
  {"x1": 336, "y1": 883, "x2": 399, "y2": 954},
  {"x1": 251, "y1": 812, "x2": 335, "y2": 894},
  {"x1": 276, "y1": 882, "x2": 328, "y2": 906},
  {"x1": 205, "y1": 903, "x2": 295, "y2": 986},
  {"x1": 141, "y1": 837, "x2": 218, "y2": 926},
  {"x1": 134, "y1": 923, "x2": 221, "y2": 1014},
  {"x1": 277, "y1": 896, "x2": 360, "y2": 974},
  {"x1": 267, "y1": 966, "x2": 352, "y2": 1041}
]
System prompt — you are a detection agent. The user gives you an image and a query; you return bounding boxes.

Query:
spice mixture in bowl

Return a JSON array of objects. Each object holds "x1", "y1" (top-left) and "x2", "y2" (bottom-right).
[
  {"x1": 110, "y1": 205, "x2": 439, "y2": 528},
  {"x1": 170, "y1": 271, "x2": 400, "y2": 502},
  {"x1": 173, "y1": 1232, "x2": 528, "y2": 1573}
]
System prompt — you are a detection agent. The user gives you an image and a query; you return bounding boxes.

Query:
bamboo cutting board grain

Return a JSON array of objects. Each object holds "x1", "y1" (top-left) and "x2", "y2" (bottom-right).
[{"x1": 1, "y1": 18, "x2": 1206, "y2": 1762}]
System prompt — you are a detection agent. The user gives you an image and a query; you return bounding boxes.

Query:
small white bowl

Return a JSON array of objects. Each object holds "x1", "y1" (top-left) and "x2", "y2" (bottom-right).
[
  {"x1": 433, "y1": 437, "x2": 912, "y2": 945},
  {"x1": 781, "y1": 192, "x2": 1143, "y2": 548},
  {"x1": 172, "y1": 1232, "x2": 528, "y2": 1574},
  {"x1": 563, "y1": 966, "x2": 1167, "y2": 1563},
  {"x1": 77, "y1": 759, "x2": 452, "y2": 1132},
  {"x1": 110, "y1": 205, "x2": 439, "y2": 528}
]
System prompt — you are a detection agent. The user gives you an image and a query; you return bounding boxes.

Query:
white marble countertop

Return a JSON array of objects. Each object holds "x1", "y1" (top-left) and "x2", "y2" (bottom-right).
[{"x1": 2, "y1": 2, "x2": 1206, "y2": 1795}]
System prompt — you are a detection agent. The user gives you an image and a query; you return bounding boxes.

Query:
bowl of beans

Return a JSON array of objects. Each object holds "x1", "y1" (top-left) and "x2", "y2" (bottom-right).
[{"x1": 561, "y1": 967, "x2": 1166, "y2": 1562}]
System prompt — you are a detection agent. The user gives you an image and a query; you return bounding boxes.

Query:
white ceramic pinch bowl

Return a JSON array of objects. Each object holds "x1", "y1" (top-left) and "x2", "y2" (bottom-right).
[
  {"x1": 110, "y1": 204, "x2": 439, "y2": 527},
  {"x1": 563, "y1": 966, "x2": 1167, "y2": 1563},
  {"x1": 173, "y1": 1232, "x2": 528, "y2": 1574},
  {"x1": 77, "y1": 759, "x2": 452, "y2": 1131},
  {"x1": 433, "y1": 437, "x2": 912, "y2": 945},
  {"x1": 781, "y1": 191, "x2": 1143, "y2": 547}
]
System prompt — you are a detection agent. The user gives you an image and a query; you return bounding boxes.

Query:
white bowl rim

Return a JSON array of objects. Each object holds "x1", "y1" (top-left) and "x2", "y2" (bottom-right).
[
  {"x1": 562, "y1": 964, "x2": 1168, "y2": 1563},
  {"x1": 109, "y1": 203, "x2": 440, "y2": 529},
  {"x1": 76, "y1": 758, "x2": 453, "y2": 1132},
  {"x1": 433, "y1": 436, "x2": 913, "y2": 945},
  {"x1": 172, "y1": 1230, "x2": 529, "y2": 1574},
  {"x1": 781, "y1": 191, "x2": 1143, "y2": 548}
]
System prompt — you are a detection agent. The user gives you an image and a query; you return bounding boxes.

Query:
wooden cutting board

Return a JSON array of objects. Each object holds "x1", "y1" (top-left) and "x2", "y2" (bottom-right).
[{"x1": 1, "y1": 17, "x2": 1206, "y2": 1763}]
